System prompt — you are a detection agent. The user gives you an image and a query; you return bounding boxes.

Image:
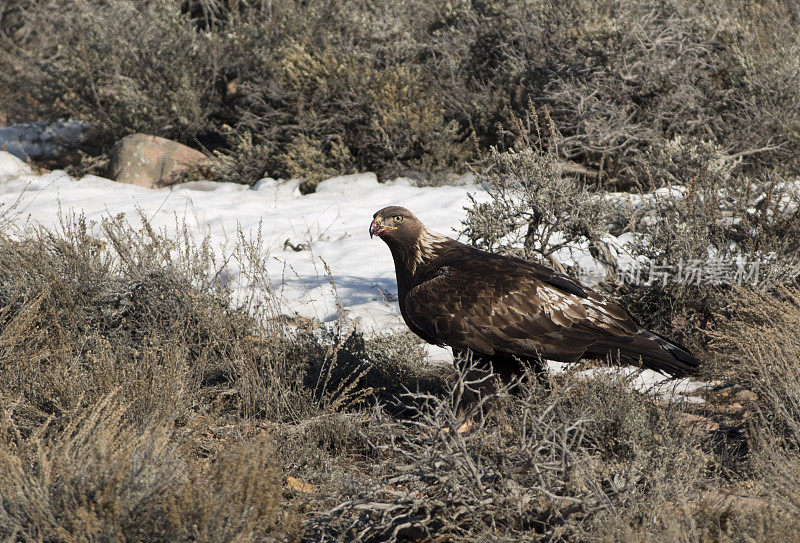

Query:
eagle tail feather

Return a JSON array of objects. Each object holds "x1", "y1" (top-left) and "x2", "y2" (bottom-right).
[{"x1": 593, "y1": 329, "x2": 700, "y2": 378}]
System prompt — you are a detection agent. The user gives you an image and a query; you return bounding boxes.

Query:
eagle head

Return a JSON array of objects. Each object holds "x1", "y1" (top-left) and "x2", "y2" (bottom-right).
[
  {"x1": 369, "y1": 206, "x2": 422, "y2": 242},
  {"x1": 370, "y1": 206, "x2": 449, "y2": 273}
]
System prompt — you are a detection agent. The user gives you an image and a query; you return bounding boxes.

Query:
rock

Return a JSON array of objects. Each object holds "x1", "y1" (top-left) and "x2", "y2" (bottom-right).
[
  {"x1": 109, "y1": 134, "x2": 209, "y2": 189},
  {"x1": 677, "y1": 412, "x2": 720, "y2": 435},
  {"x1": 285, "y1": 476, "x2": 316, "y2": 494},
  {"x1": 733, "y1": 389, "x2": 757, "y2": 403},
  {"x1": 0, "y1": 120, "x2": 87, "y2": 160}
]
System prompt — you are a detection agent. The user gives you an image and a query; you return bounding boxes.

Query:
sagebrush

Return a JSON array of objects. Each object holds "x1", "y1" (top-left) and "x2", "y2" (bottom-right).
[
  {"x1": 0, "y1": 215, "x2": 797, "y2": 540},
  {"x1": 2, "y1": 0, "x2": 799, "y2": 187}
]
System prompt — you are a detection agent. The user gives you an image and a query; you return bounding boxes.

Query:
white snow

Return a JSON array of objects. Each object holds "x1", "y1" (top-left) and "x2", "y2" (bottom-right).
[
  {"x1": 0, "y1": 150, "x2": 704, "y2": 401},
  {"x1": 568, "y1": 365, "x2": 710, "y2": 404},
  {"x1": 0, "y1": 155, "x2": 488, "y2": 335},
  {"x1": 0, "y1": 150, "x2": 33, "y2": 180}
]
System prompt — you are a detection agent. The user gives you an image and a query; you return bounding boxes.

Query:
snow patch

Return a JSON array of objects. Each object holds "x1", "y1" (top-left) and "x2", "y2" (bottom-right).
[
  {"x1": 0, "y1": 151, "x2": 33, "y2": 180},
  {"x1": 0, "y1": 166, "x2": 708, "y2": 402}
]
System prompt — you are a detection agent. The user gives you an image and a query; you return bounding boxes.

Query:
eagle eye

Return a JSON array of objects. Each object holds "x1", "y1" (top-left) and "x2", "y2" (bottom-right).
[{"x1": 394, "y1": 215, "x2": 404, "y2": 223}]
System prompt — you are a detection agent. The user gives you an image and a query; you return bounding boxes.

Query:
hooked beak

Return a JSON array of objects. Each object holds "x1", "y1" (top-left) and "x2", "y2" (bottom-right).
[
  {"x1": 369, "y1": 217, "x2": 381, "y2": 238},
  {"x1": 369, "y1": 217, "x2": 394, "y2": 238}
]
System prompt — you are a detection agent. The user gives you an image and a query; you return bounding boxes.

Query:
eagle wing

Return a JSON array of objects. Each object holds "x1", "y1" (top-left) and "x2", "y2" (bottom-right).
[{"x1": 403, "y1": 258, "x2": 640, "y2": 363}]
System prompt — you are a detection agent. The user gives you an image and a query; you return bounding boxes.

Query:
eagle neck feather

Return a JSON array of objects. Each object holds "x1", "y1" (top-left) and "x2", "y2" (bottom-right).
[
  {"x1": 386, "y1": 227, "x2": 448, "y2": 295},
  {"x1": 407, "y1": 228, "x2": 448, "y2": 276}
]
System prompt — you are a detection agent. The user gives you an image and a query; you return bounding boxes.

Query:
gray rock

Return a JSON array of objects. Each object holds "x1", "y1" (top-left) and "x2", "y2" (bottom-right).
[
  {"x1": 109, "y1": 133, "x2": 209, "y2": 189},
  {"x1": 0, "y1": 120, "x2": 87, "y2": 160}
]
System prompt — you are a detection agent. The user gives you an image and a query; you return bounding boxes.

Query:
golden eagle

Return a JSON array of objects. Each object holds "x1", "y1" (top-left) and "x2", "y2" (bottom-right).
[{"x1": 369, "y1": 206, "x2": 699, "y2": 380}]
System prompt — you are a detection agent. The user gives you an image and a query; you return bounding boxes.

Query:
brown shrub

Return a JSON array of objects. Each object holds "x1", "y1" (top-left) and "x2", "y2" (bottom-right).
[
  {"x1": 0, "y1": 394, "x2": 295, "y2": 542},
  {"x1": 300, "y1": 354, "x2": 800, "y2": 541},
  {"x1": 460, "y1": 142, "x2": 611, "y2": 272},
  {"x1": 0, "y1": 210, "x2": 798, "y2": 540},
  {"x1": 0, "y1": 212, "x2": 391, "y2": 433},
  {"x1": 616, "y1": 168, "x2": 800, "y2": 345},
  {"x1": 4, "y1": 0, "x2": 799, "y2": 187},
  {"x1": 461, "y1": 122, "x2": 800, "y2": 358},
  {"x1": 1, "y1": 0, "x2": 223, "y2": 148},
  {"x1": 713, "y1": 288, "x2": 800, "y2": 444},
  {"x1": 706, "y1": 288, "x2": 800, "y2": 539}
]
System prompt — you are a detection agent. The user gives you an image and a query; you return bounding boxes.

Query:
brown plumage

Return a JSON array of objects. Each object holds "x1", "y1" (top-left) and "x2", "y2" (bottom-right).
[{"x1": 369, "y1": 206, "x2": 700, "y2": 380}]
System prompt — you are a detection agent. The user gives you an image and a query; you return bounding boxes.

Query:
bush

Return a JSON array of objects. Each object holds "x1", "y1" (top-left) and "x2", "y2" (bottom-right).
[
  {"x1": 711, "y1": 288, "x2": 800, "y2": 534},
  {"x1": 617, "y1": 167, "x2": 800, "y2": 340},
  {"x1": 2, "y1": 0, "x2": 223, "y2": 149},
  {"x1": 400, "y1": 0, "x2": 800, "y2": 187},
  {"x1": 714, "y1": 288, "x2": 800, "y2": 444},
  {"x1": 461, "y1": 123, "x2": 800, "y2": 356},
  {"x1": 0, "y1": 394, "x2": 294, "y2": 541},
  {"x1": 0, "y1": 214, "x2": 283, "y2": 425},
  {"x1": 461, "y1": 144, "x2": 611, "y2": 273},
  {"x1": 3, "y1": 0, "x2": 799, "y2": 187},
  {"x1": 0, "y1": 212, "x2": 798, "y2": 539},
  {"x1": 0, "y1": 213, "x2": 373, "y2": 540},
  {"x1": 287, "y1": 322, "x2": 446, "y2": 412},
  {"x1": 305, "y1": 357, "x2": 795, "y2": 541}
]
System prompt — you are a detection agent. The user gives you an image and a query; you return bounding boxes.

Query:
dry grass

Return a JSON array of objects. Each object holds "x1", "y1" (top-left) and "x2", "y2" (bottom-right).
[
  {"x1": 0, "y1": 393, "x2": 294, "y2": 542},
  {"x1": 1, "y1": 1, "x2": 799, "y2": 539},
  {"x1": 0, "y1": 212, "x2": 798, "y2": 540},
  {"x1": 704, "y1": 287, "x2": 800, "y2": 542},
  {"x1": 713, "y1": 287, "x2": 800, "y2": 447}
]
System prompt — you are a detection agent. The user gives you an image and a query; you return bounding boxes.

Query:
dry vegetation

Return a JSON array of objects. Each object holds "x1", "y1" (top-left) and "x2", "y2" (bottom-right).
[
  {"x1": 1, "y1": 0, "x2": 800, "y2": 540},
  {"x1": 0, "y1": 213, "x2": 795, "y2": 541},
  {"x1": 461, "y1": 109, "x2": 800, "y2": 354},
  {"x1": 1, "y1": 0, "x2": 800, "y2": 189}
]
